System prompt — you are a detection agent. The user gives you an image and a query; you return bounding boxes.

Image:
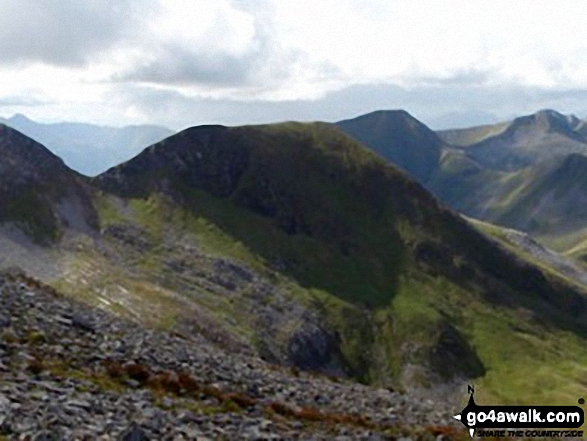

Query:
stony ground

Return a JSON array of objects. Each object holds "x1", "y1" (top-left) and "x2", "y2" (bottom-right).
[{"x1": 0, "y1": 269, "x2": 464, "y2": 440}]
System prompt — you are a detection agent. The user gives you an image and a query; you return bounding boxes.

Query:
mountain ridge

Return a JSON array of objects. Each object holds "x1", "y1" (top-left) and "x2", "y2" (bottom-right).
[
  {"x1": 340, "y1": 108, "x2": 587, "y2": 255},
  {"x1": 438, "y1": 109, "x2": 587, "y2": 171}
]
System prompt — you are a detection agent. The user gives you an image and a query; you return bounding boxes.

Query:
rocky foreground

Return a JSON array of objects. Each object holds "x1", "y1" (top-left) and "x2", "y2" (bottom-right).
[{"x1": 0, "y1": 269, "x2": 463, "y2": 440}]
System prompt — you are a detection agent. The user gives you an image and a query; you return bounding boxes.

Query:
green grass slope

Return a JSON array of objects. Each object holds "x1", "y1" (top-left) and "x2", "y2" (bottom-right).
[{"x1": 489, "y1": 154, "x2": 587, "y2": 240}]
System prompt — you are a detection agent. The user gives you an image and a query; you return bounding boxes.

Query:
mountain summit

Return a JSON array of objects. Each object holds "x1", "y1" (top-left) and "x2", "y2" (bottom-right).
[{"x1": 336, "y1": 110, "x2": 445, "y2": 183}]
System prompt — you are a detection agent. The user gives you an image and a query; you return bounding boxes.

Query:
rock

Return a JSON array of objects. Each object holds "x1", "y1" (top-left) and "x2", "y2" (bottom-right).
[
  {"x1": 72, "y1": 312, "x2": 95, "y2": 333},
  {"x1": 55, "y1": 316, "x2": 73, "y2": 327},
  {"x1": 124, "y1": 379, "x2": 141, "y2": 389},
  {"x1": 287, "y1": 324, "x2": 341, "y2": 371},
  {"x1": 122, "y1": 423, "x2": 148, "y2": 441},
  {"x1": 66, "y1": 399, "x2": 92, "y2": 411},
  {"x1": 0, "y1": 395, "x2": 10, "y2": 413},
  {"x1": 0, "y1": 314, "x2": 11, "y2": 329},
  {"x1": 34, "y1": 432, "x2": 59, "y2": 441}
]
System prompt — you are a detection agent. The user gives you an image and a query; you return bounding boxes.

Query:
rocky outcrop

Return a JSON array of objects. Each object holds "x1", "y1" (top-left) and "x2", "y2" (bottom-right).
[
  {"x1": 429, "y1": 322, "x2": 485, "y2": 381},
  {"x1": 0, "y1": 269, "x2": 461, "y2": 439}
]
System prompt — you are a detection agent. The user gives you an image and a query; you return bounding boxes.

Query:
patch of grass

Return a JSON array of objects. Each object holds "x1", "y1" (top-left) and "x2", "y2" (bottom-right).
[
  {"x1": 472, "y1": 312, "x2": 587, "y2": 405},
  {"x1": 1, "y1": 329, "x2": 18, "y2": 344},
  {"x1": 93, "y1": 192, "x2": 127, "y2": 228}
]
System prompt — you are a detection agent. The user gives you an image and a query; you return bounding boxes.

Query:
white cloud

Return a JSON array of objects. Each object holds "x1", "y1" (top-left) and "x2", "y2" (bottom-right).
[{"x1": 2, "y1": 0, "x2": 587, "y2": 127}]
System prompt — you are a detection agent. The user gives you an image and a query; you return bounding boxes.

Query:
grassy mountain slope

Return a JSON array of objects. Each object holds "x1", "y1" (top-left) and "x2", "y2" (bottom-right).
[
  {"x1": 466, "y1": 216, "x2": 587, "y2": 289},
  {"x1": 439, "y1": 152, "x2": 587, "y2": 254},
  {"x1": 493, "y1": 154, "x2": 587, "y2": 236},
  {"x1": 89, "y1": 122, "x2": 587, "y2": 404}
]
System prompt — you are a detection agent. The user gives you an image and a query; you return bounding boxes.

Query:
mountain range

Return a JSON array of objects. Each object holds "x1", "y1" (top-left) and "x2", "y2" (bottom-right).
[
  {"x1": 338, "y1": 109, "x2": 587, "y2": 256},
  {"x1": 0, "y1": 110, "x2": 586, "y2": 422},
  {"x1": 0, "y1": 114, "x2": 173, "y2": 176}
]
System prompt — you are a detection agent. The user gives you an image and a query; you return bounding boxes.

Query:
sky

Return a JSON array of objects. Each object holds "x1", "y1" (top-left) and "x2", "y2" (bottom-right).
[{"x1": 2, "y1": 0, "x2": 587, "y2": 130}]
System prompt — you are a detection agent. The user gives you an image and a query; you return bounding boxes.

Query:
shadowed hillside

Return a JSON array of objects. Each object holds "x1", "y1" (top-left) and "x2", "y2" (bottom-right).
[{"x1": 0, "y1": 124, "x2": 97, "y2": 243}]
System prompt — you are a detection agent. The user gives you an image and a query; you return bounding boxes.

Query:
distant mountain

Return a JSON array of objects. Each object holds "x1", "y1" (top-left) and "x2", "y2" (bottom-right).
[
  {"x1": 435, "y1": 111, "x2": 587, "y2": 249},
  {"x1": 336, "y1": 110, "x2": 445, "y2": 183},
  {"x1": 0, "y1": 114, "x2": 173, "y2": 176},
  {"x1": 333, "y1": 110, "x2": 504, "y2": 222},
  {"x1": 94, "y1": 122, "x2": 587, "y2": 399},
  {"x1": 0, "y1": 124, "x2": 96, "y2": 243},
  {"x1": 438, "y1": 109, "x2": 587, "y2": 171},
  {"x1": 340, "y1": 109, "x2": 587, "y2": 254}
]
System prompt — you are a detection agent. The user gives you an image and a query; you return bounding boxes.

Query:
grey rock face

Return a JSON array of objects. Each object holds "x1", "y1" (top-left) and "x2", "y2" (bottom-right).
[{"x1": 287, "y1": 325, "x2": 341, "y2": 371}]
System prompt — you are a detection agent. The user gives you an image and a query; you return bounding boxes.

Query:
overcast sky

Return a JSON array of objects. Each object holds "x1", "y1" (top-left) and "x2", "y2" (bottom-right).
[{"x1": 2, "y1": 0, "x2": 587, "y2": 130}]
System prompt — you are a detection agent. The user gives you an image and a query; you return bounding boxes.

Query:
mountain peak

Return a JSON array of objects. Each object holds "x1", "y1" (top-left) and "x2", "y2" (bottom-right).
[
  {"x1": 336, "y1": 110, "x2": 444, "y2": 183},
  {"x1": 535, "y1": 108, "x2": 578, "y2": 127},
  {"x1": 507, "y1": 109, "x2": 582, "y2": 136},
  {"x1": 0, "y1": 124, "x2": 97, "y2": 243},
  {"x1": 8, "y1": 113, "x2": 33, "y2": 124},
  {"x1": 534, "y1": 108, "x2": 564, "y2": 117},
  {"x1": 342, "y1": 109, "x2": 417, "y2": 125}
]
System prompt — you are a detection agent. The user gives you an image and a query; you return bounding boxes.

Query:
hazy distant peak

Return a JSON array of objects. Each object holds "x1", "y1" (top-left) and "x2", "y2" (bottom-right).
[
  {"x1": 337, "y1": 109, "x2": 439, "y2": 136},
  {"x1": 0, "y1": 113, "x2": 174, "y2": 176},
  {"x1": 366, "y1": 109, "x2": 412, "y2": 117},
  {"x1": 336, "y1": 109, "x2": 444, "y2": 183},
  {"x1": 8, "y1": 113, "x2": 33, "y2": 124}
]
